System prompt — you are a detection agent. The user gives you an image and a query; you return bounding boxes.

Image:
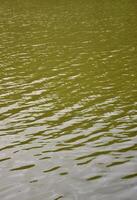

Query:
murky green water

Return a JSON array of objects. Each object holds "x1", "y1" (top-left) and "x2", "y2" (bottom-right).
[{"x1": 0, "y1": 0, "x2": 137, "y2": 199}]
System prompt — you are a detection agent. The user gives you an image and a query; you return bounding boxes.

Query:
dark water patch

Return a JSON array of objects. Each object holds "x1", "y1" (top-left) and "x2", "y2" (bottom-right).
[
  {"x1": 122, "y1": 173, "x2": 137, "y2": 180},
  {"x1": 10, "y1": 164, "x2": 35, "y2": 171},
  {"x1": 0, "y1": 157, "x2": 11, "y2": 162},
  {"x1": 86, "y1": 175, "x2": 102, "y2": 181},
  {"x1": 106, "y1": 160, "x2": 129, "y2": 167},
  {"x1": 43, "y1": 166, "x2": 61, "y2": 173},
  {"x1": 59, "y1": 172, "x2": 68, "y2": 176}
]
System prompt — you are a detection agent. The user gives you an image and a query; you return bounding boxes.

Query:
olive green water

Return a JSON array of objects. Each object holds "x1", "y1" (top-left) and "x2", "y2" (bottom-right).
[{"x1": 0, "y1": 0, "x2": 137, "y2": 199}]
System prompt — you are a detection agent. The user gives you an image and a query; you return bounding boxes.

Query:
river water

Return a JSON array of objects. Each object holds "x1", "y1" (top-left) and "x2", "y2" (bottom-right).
[{"x1": 0, "y1": 0, "x2": 137, "y2": 200}]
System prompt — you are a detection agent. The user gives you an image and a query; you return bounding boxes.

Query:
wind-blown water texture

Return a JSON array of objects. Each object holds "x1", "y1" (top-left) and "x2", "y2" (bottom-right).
[{"x1": 0, "y1": 0, "x2": 137, "y2": 200}]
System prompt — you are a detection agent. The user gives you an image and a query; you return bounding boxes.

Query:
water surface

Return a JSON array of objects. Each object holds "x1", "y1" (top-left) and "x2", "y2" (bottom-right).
[{"x1": 0, "y1": 0, "x2": 137, "y2": 199}]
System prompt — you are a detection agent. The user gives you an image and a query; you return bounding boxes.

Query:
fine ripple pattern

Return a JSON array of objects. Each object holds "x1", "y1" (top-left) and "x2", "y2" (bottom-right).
[{"x1": 0, "y1": 1, "x2": 137, "y2": 200}]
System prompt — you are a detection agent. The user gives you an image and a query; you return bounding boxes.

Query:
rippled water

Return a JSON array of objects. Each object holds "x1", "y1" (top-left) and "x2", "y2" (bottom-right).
[{"x1": 0, "y1": 0, "x2": 137, "y2": 199}]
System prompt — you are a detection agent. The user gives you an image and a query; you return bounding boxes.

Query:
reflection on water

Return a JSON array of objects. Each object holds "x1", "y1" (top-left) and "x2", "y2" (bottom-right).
[{"x1": 0, "y1": 0, "x2": 137, "y2": 199}]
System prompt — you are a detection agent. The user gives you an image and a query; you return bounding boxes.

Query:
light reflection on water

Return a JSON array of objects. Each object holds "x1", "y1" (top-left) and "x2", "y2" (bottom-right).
[{"x1": 0, "y1": 0, "x2": 137, "y2": 199}]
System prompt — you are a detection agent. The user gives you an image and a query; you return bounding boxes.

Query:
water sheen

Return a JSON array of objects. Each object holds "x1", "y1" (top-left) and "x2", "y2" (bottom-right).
[{"x1": 0, "y1": 0, "x2": 137, "y2": 200}]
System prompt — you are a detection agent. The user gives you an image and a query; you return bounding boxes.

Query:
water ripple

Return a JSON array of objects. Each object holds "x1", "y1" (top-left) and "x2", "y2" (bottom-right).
[{"x1": 0, "y1": 0, "x2": 137, "y2": 200}]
